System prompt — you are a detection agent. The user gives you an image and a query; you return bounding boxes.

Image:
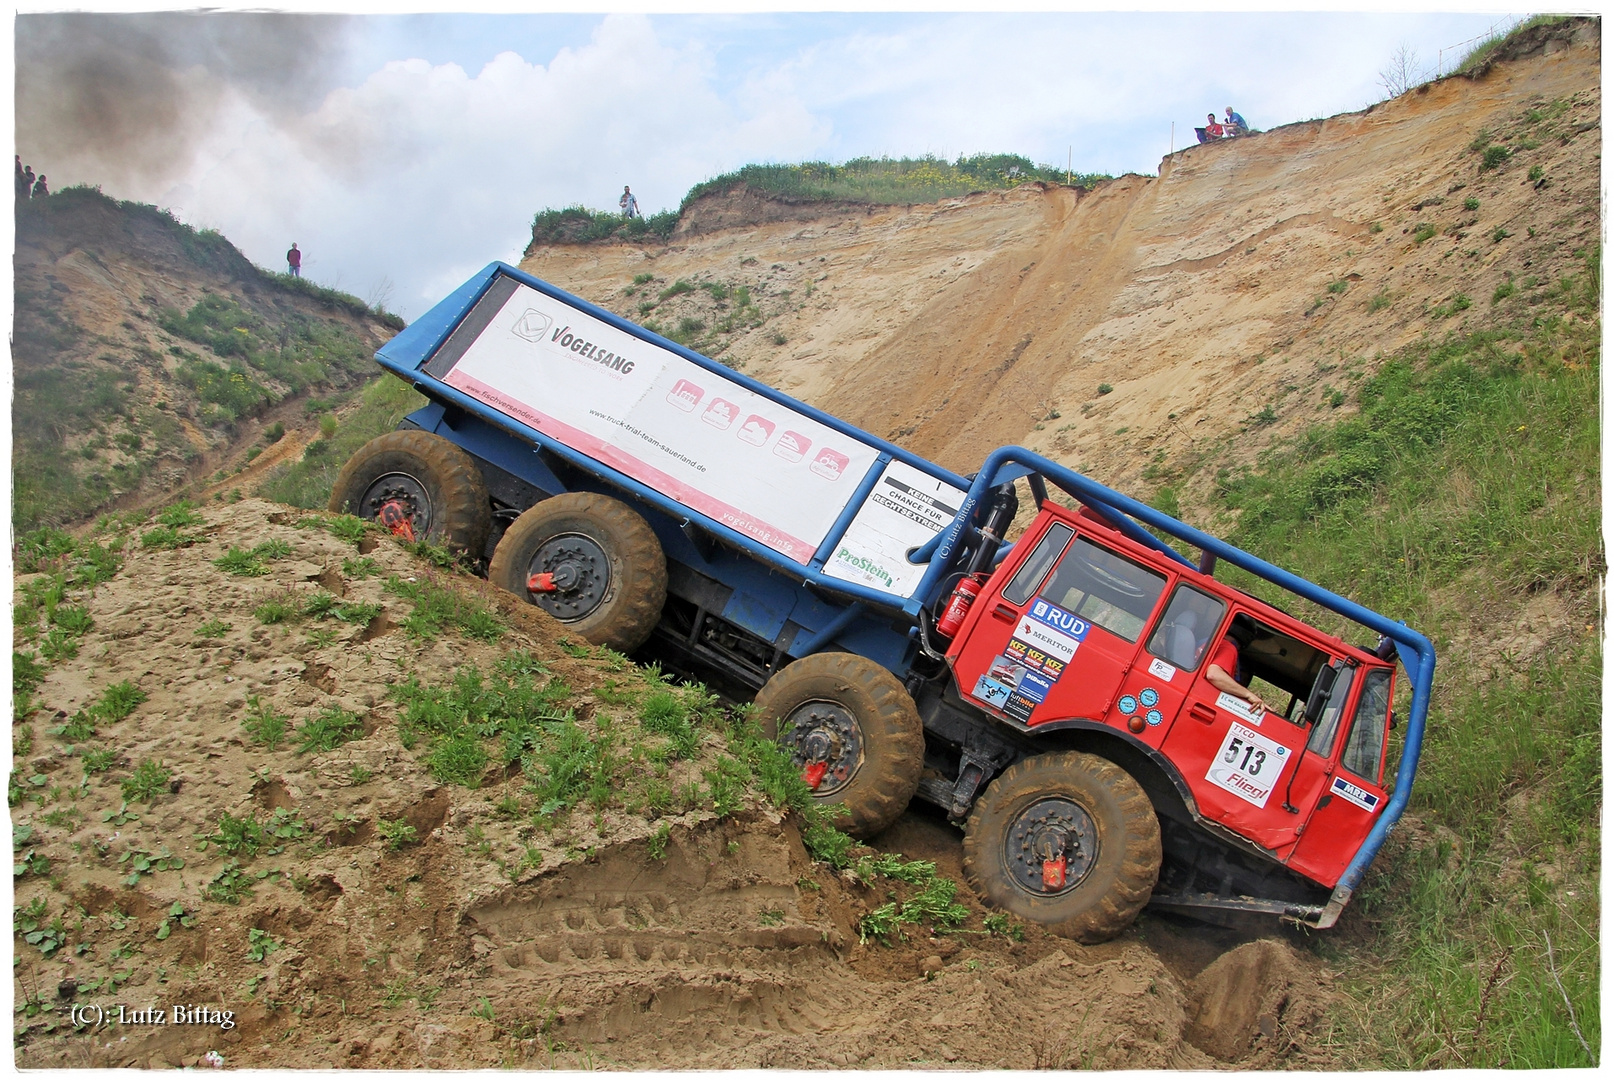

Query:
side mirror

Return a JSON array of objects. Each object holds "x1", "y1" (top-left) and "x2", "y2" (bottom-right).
[{"x1": 1302, "y1": 662, "x2": 1340, "y2": 726}]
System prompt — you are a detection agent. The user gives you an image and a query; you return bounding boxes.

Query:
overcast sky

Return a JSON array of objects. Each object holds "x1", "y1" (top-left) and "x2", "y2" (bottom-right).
[{"x1": 16, "y1": 7, "x2": 1530, "y2": 320}]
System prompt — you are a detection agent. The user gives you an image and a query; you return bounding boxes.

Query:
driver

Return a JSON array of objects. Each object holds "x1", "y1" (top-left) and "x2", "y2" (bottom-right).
[{"x1": 1206, "y1": 623, "x2": 1265, "y2": 713}]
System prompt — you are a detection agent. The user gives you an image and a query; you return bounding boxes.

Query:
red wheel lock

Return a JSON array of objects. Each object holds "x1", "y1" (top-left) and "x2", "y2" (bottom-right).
[
  {"x1": 802, "y1": 761, "x2": 829, "y2": 790},
  {"x1": 1041, "y1": 855, "x2": 1067, "y2": 891},
  {"x1": 526, "y1": 572, "x2": 558, "y2": 593},
  {"x1": 377, "y1": 501, "x2": 416, "y2": 542}
]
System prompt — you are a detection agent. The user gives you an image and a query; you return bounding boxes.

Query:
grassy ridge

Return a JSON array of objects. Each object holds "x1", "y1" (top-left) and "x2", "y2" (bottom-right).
[
  {"x1": 530, "y1": 153, "x2": 1110, "y2": 246},
  {"x1": 254, "y1": 375, "x2": 427, "y2": 510},
  {"x1": 1207, "y1": 251, "x2": 1600, "y2": 1066}
]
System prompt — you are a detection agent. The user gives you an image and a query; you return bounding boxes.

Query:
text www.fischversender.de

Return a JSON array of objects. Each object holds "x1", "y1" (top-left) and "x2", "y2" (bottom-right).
[{"x1": 588, "y1": 410, "x2": 707, "y2": 473}]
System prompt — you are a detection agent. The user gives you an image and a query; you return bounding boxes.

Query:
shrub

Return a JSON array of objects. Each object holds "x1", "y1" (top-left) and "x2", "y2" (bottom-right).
[
  {"x1": 1480, "y1": 144, "x2": 1510, "y2": 171},
  {"x1": 122, "y1": 759, "x2": 172, "y2": 804}
]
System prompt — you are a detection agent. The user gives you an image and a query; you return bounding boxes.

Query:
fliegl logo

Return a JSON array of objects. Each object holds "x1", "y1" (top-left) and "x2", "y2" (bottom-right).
[{"x1": 511, "y1": 308, "x2": 553, "y2": 342}]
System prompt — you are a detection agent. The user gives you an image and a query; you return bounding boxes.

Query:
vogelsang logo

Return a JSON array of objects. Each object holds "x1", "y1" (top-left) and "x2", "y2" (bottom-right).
[{"x1": 511, "y1": 309, "x2": 553, "y2": 342}]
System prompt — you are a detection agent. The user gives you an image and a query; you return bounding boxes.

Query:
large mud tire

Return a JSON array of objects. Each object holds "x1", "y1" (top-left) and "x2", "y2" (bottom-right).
[
  {"x1": 487, "y1": 493, "x2": 667, "y2": 653},
  {"x1": 328, "y1": 430, "x2": 490, "y2": 555},
  {"x1": 754, "y1": 653, "x2": 924, "y2": 839},
  {"x1": 962, "y1": 751, "x2": 1160, "y2": 943}
]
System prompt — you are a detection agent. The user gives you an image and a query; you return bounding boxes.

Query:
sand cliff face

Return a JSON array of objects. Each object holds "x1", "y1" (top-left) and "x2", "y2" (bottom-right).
[{"x1": 521, "y1": 21, "x2": 1598, "y2": 507}]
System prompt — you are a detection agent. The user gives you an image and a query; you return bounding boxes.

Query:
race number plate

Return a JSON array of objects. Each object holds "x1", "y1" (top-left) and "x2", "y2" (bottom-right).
[{"x1": 1204, "y1": 721, "x2": 1289, "y2": 809}]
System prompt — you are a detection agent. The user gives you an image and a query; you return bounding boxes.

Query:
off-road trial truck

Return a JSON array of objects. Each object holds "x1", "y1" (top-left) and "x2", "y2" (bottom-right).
[{"x1": 331, "y1": 262, "x2": 1436, "y2": 942}]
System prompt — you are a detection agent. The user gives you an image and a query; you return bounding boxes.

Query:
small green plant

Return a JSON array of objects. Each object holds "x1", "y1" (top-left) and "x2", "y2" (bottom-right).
[
  {"x1": 214, "y1": 540, "x2": 294, "y2": 577},
  {"x1": 632, "y1": 272, "x2": 655, "y2": 286},
  {"x1": 141, "y1": 525, "x2": 198, "y2": 550},
  {"x1": 1246, "y1": 404, "x2": 1279, "y2": 428},
  {"x1": 377, "y1": 819, "x2": 418, "y2": 850},
  {"x1": 647, "y1": 822, "x2": 671, "y2": 860},
  {"x1": 1367, "y1": 291, "x2": 1393, "y2": 313},
  {"x1": 81, "y1": 747, "x2": 117, "y2": 774},
  {"x1": 1491, "y1": 225, "x2": 1511, "y2": 243},
  {"x1": 1528, "y1": 164, "x2": 1544, "y2": 182},
  {"x1": 1096, "y1": 383, "x2": 1113, "y2": 396},
  {"x1": 16, "y1": 898, "x2": 67, "y2": 957},
  {"x1": 195, "y1": 618, "x2": 231, "y2": 638},
  {"x1": 155, "y1": 901, "x2": 197, "y2": 940},
  {"x1": 246, "y1": 928, "x2": 282, "y2": 962},
  {"x1": 295, "y1": 705, "x2": 364, "y2": 754},
  {"x1": 204, "y1": 860, "x2": 262, "y2": 904},
  {"x1": 98, "y1": 681, "x2": 147, "y2": 721},
  {"x1": 427, "y1": 733, "x2": 489, "y2": 787},
  {"x1": 1412, "y1": 223, "x2": 1437, "y2": 244},
  {"x1": 1479, "y1": 144, "x2": 1510, "y2": 171},
  {"x1": 1326, "y1": 279, "x2": 1349, "y2": 294},
  {"x1": 198, "y1": 808, "x2": 307, "y2": 857},
  {"x1": 349, "y1": 764, "x2": 373, "y2": 785},
  {"x1": 1369, "y1": 221, "x2": 1383, "y2": 233},
  {"x1": 118, "y1": 845, "x2": 184, "y2": 885},
  {"x1": 1463, "y1": 196, "x2": 1480, "y2": 211},
  {"x1": 1492, "y1": 280, "x2": 1516, "y2": 304},
  {"x1": 341, "y1": 556, "x2": 380, "y2": 578},
  {"x1": 242, "y1": 696, "x2": 289, "y2": 750},
  {"x1": 254, "y1": 598, "x2": 297, "y2": 624},
  {"x1": 121, "y1": 759, "x2": 172, "y2": 804}
]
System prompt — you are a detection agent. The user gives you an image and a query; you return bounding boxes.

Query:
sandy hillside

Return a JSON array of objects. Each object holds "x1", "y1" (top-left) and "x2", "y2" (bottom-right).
[
  {"x1": 14, "y1": 500, "x2": 1338, "y2": 1070},
  {"x1": 521, "y1": 21, "x2": 1598, "y2": 506}
]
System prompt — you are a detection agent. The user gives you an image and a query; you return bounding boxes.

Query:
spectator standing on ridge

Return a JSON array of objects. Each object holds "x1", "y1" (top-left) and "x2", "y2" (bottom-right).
[
  {"x1": 15, "y1": 156, "x2": 26, "y2": 199},
  {"x1": 287, "y1": 242, "x2": 302, "y2": 278},
  {"x1": 22, "y1": 164, "x2": 35, "y2": 197},
  {"x1": 31, "y1": 174, "x2": 48, "y2": 199},
  {"x1": 619, "y1": 185, "x2": 639, "y2": 219},
  {"x1": 1225, "y1": 107, "x2": 1248, "y2": 135}
]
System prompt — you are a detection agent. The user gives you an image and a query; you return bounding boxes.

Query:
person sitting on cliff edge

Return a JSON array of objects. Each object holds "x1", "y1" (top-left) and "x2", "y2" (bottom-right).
[
  {"x1": 1224, "y1": 107, "x2": 1249, "y2": 135},
  {"x1": 1195, "y1": 113, "x2": 1226, "y2": 143}
]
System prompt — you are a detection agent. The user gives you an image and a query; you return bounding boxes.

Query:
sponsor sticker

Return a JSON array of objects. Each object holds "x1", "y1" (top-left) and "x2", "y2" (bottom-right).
[
  {"x1": 1117, "y1": 695, "x2": 1138, "y2": 716},
  {"x1": 1004, "y1": 692, "x2": 1037, "y2": 724},
  {"x1": 1139, "y1": 687, "x2": 1159, "y2": 708},
  {"x1": 1330, "y1": 775, "x2": 1381, "y2": 812},
  {"x1": 1205, "y1": 722, "x2": 1288, "y2": 808},
  {"x1": 811, "y1": 448, "x2": 849, "y2": 480},
  {"x1": 972, "y1": 675, "x2": 1013, "y2": 710},
  {"x1": 1148, "y1": 656, "x2": 1177, "y2": 681},
  {"x1": 1146, "y1": 709, "x2": 1163, "y2": 726},
  {"x1": 1216, "y1": 691, "x2": 1264, "y2": 726}
]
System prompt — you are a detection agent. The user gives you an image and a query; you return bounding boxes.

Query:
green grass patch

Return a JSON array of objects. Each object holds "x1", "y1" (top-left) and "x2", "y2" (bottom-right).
[
  {"x1": 295, "y1": 705, "x2": 364, "y2": 754},
  {"x1": 255, "y1": 374, "x2": 427, "y2": 509},
  {"x1": 382, "y1": 574, "x2": 504, "y2": 642}
]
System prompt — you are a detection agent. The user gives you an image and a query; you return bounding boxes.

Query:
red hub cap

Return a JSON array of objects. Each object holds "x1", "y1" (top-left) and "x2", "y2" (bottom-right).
[
  {"x1": 377, "y1": 500, "x2": 416, "y2": 541},
  {"x1": 802, "y1": 761, "x2": 829, "y2": 790}
]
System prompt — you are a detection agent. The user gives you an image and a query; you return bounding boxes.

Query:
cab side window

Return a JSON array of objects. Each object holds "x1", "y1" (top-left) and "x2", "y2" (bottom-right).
[
  {"x1": 1305, "y1": 664, "x2": 1355, "y2": 757},
  {"x1": 1036, "y1": 537, "x2": 1167, "y2": 643},
  {"x1": 1339, "y1": 669, "x2": 1392, "y2": 783},
  {"x1": 1002, "y1": 522, "x2": 1074, "y2": 606},
  {"x1": 1145, "y1": 586, "x2": 1227, "y2": 671}
]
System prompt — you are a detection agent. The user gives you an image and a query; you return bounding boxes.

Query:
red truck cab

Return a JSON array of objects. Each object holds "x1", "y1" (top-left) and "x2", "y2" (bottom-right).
[{"x1": 947, "y1": 502, "x2": 1397, "y2": 892}]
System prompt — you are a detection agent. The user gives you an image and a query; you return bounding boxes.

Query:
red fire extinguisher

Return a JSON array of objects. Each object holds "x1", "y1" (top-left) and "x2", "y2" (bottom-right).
[{"x1": 936, "y1": 576, "x2": 982, "y2": 638}]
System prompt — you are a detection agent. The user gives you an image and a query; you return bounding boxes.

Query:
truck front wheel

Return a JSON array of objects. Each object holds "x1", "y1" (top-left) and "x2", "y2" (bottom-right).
[
  {"x1": 487, "y1": 493, "x2": 667, "y2": 653},
  {"x1": 328, "y1": 430, "x2": 490, "y2": 555},
  {"x1": 962, "y1": 752, "x2": 1161, "y2": 943},
  {"x1": 754, "y1": 653, "x2": 924, "y2": 838}
]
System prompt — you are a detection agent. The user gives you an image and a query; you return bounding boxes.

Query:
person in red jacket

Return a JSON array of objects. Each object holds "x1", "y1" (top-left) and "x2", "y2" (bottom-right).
[
  {"x1": 287, "y1": 243, "x2": 302, "y2": 278},
  {"x1": 1206, "y1": 625, "x2": 1266, "y2": 712}
]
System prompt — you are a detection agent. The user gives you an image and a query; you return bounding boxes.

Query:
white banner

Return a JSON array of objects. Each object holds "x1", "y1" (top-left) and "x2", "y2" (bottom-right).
[
  {"x1": 438, "y1": 282, "x2": 882, "y2": 564},
  {"x1": 824, "y1": 460, "x2": 966, "y2": 598}
]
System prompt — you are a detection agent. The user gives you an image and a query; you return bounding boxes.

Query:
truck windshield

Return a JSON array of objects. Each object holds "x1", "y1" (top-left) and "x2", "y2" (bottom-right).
[{"x1": 1036, "y1": 537, "x2": 1166, "y2": 642}]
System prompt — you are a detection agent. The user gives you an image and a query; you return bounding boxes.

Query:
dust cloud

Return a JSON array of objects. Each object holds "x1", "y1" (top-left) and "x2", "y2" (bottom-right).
[{"x1": 16, "y1": 13, "x2": 352, "y2": 191}]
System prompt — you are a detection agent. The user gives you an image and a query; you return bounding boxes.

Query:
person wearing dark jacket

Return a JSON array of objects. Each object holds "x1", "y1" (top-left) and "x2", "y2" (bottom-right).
[
  {"x1": 287, "y1": 243, "x2": 302, "y2": 277},
  {"x1": 31, "y1": 174, "x2": 48, "y2": 199}
]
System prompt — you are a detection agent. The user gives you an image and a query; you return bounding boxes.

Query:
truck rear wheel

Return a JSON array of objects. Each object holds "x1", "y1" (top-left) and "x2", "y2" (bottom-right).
[
  {"x1": 755, "y1": 653, "x2": 923, "y2": 839},
  {"x1": 962, "y1": 751, "x2": 1160, "y2": 943},
  {"x1": 487, "y1": 493, "x2": 667, "y2": 653},
  {"x1": 328, "y1": 430, "x2": 490, "y2": 555}
]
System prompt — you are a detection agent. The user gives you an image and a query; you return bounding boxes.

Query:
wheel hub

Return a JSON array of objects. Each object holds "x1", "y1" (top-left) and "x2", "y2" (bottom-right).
[
  {"x1": 359, "y1": 472, "x2": 432, "y2": 540},
  {"x1": 524, "y1": 533, "x2": 610, "y2": 622},
  {"x1": 779, "y1": 700, "x2": 863, "y2": 795},
  {"x1": 1005, "y1": 797, "x2": 1098, "y2": 896}
]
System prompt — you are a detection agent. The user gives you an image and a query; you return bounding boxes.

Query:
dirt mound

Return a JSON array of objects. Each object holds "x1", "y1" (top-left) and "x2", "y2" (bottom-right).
[{"x1": 13, "y1": 499, "x2": 1337, "y2": 1069}]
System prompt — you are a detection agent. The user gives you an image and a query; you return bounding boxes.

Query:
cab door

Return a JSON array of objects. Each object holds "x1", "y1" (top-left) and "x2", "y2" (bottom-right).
[
  {"x1": 1287, "y1": 667, "x2": 1395, "y2": 885},
  {"x1": 1108, "y1": 583, "x2": 1229, "y2": 750},
  {"x1": 951, "y1": 522, "x2": 1168, "y2": 727},
  {"x1": 1160, "y1": 617, "x2": 1316, "y2": 852}
]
